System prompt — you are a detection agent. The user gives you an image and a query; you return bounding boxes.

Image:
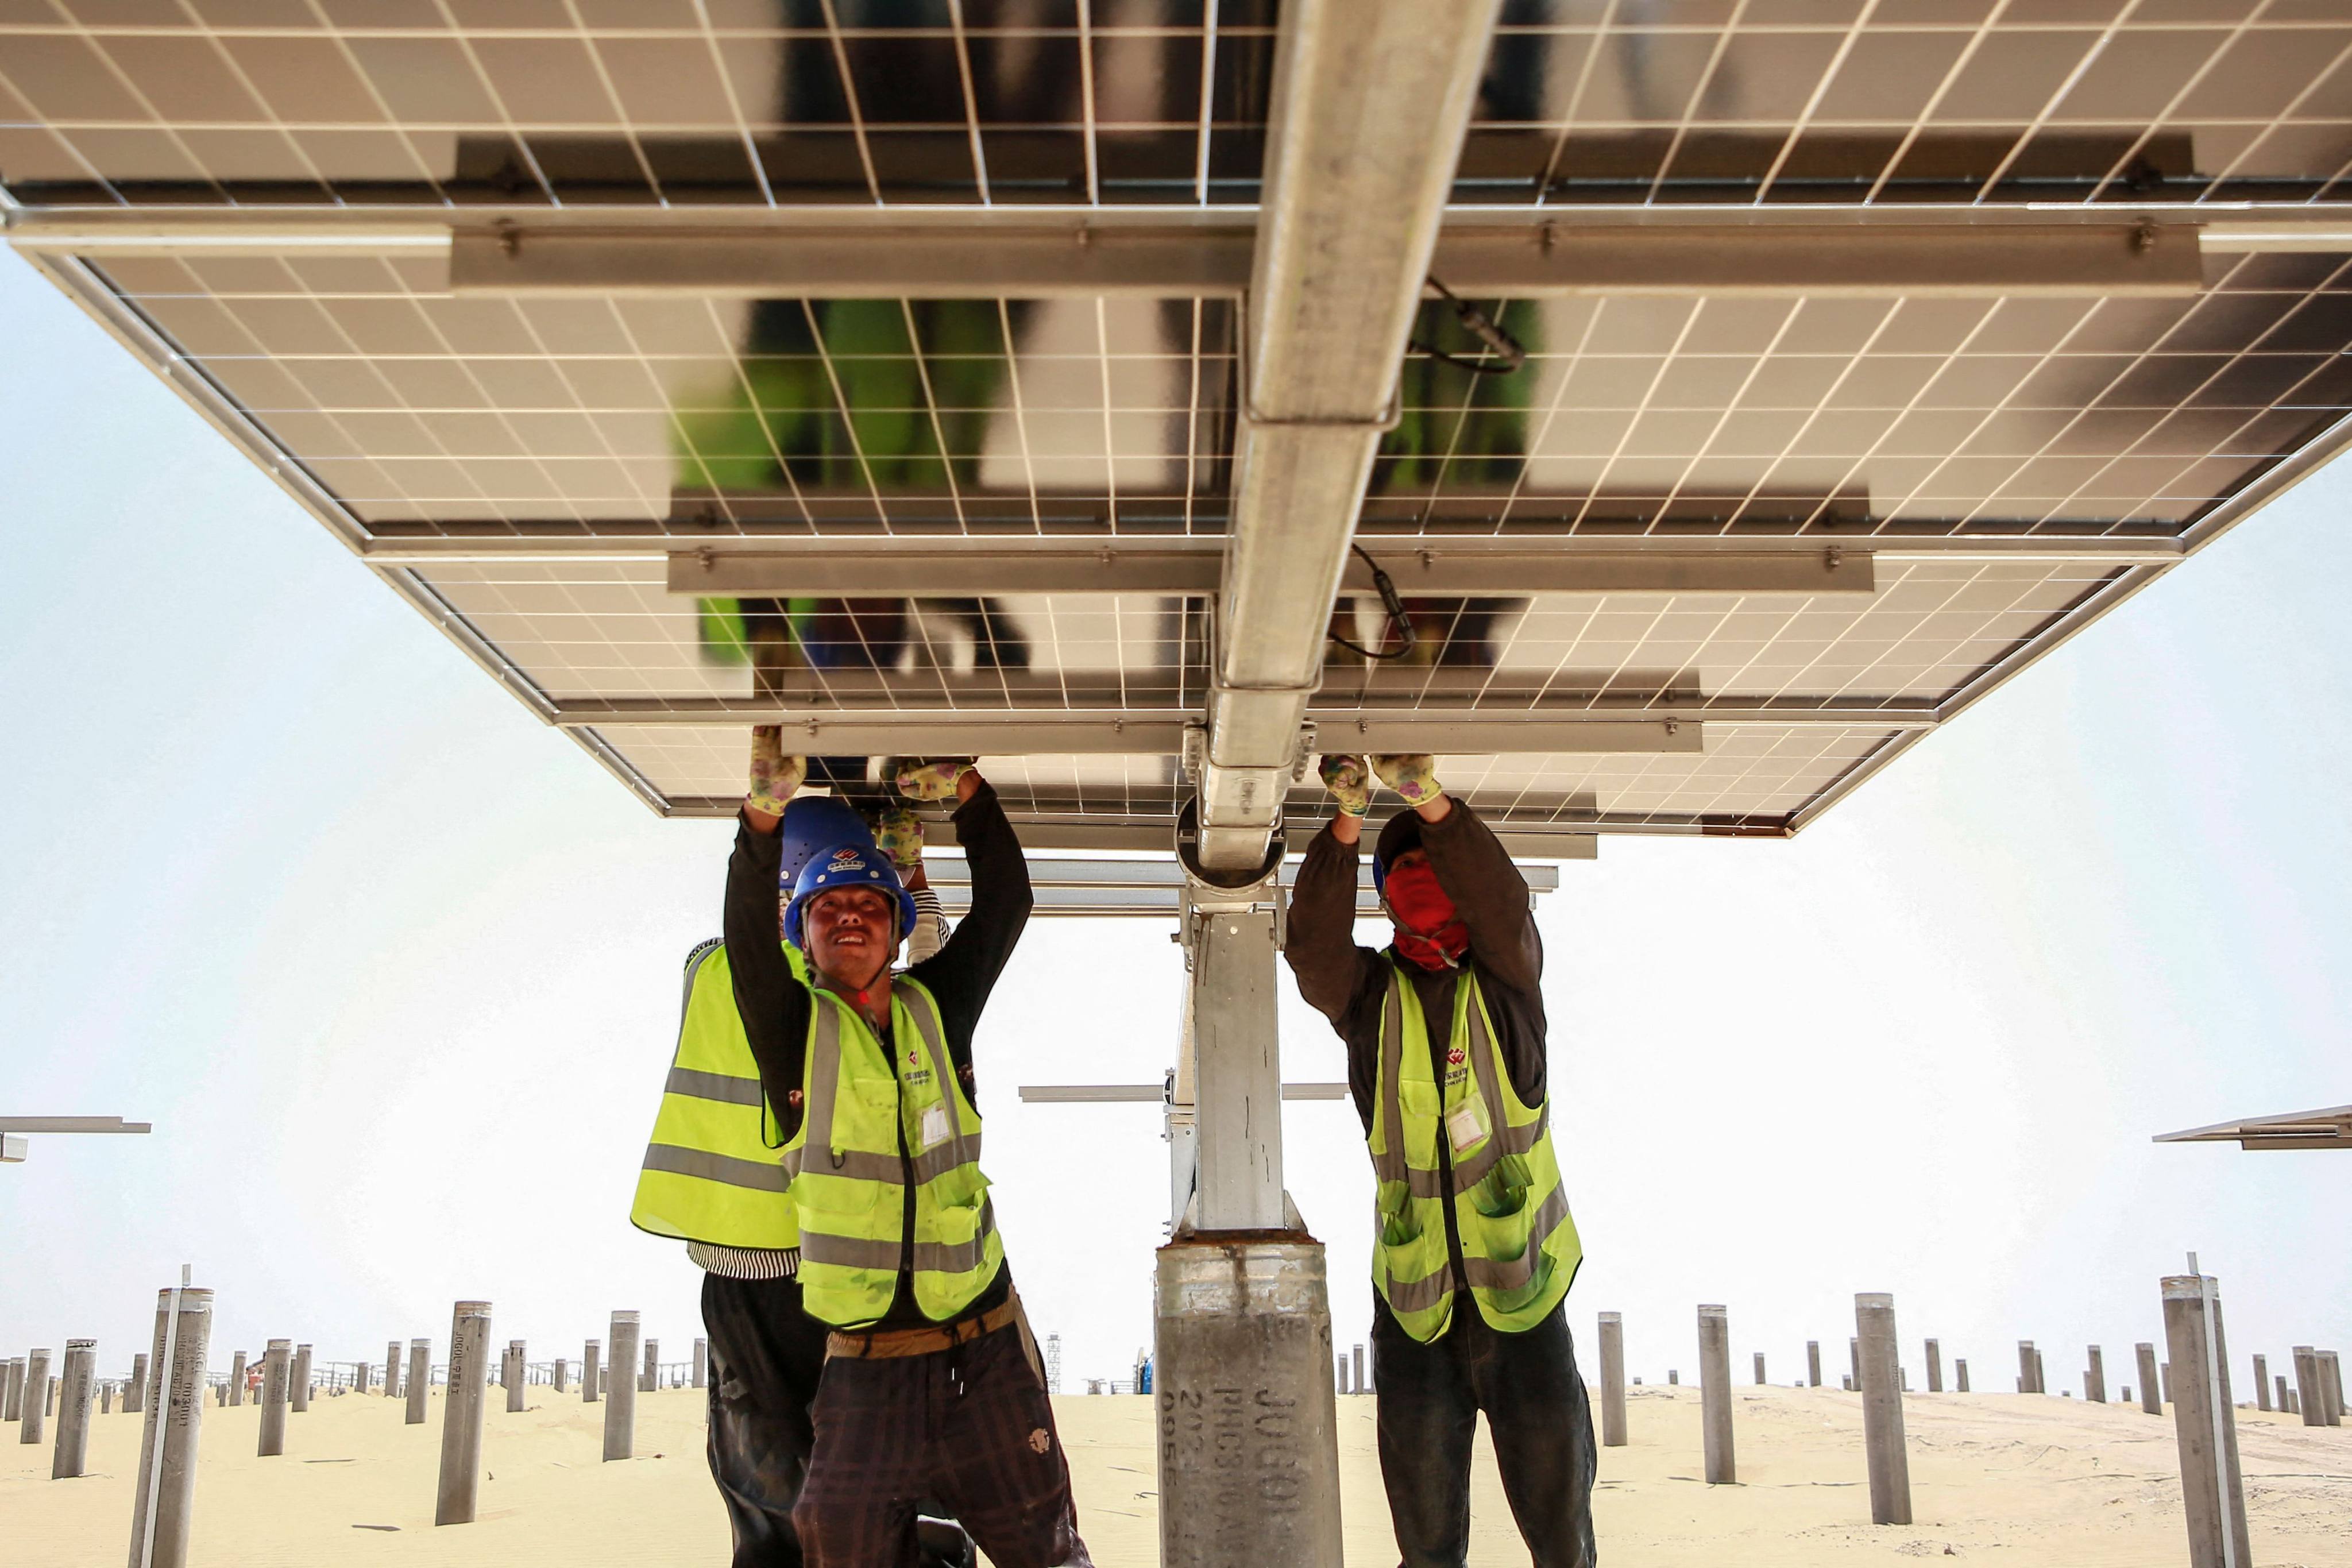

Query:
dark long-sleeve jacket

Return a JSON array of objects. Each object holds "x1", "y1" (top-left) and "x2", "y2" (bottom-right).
[
  {"x1": 1283, "y1": 799, "x2": 1549, "y2": 1134},
  {"x1": 722, "y1": 781, "x2": 1032, "y2": 1325}
]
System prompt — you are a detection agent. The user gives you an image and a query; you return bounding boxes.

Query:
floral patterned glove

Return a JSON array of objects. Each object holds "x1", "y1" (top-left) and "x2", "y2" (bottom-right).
[
  {"x1": 873, "y1": 806, "x2": 925, "y2": 874},
  {"x1": 1319, "y1": 754, "x2": 1372, "y2": 817},
  {"x1": 1369, "y1": 753, "x2": 1443, "y2": 807},
  {"x1": 746, "y1": 725, "x2": 807, "y2": 816},
  {"x1": 894, "y1": 757, "x2": 976, "y2": 802}
]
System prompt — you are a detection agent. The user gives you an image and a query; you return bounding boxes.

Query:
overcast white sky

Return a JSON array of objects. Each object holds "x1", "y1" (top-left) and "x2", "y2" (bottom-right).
[{"x1": 3, "y1": 247, "x2": 2346, "y2": 1409}]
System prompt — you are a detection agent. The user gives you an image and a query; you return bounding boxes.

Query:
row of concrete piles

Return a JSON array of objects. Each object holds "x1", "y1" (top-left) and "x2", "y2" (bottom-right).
[
  {"x1": 12, "y1": 1285, "x2": 713, "y2": 1567},
  {"x1": 1570, "y1": 1268, "x2": 2324, "y2": 1564}
]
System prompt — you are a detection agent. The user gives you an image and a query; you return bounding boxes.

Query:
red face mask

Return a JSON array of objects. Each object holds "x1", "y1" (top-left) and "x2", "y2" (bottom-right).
[{"x1": 1382, "y1": 860, "x2": 1468, "y2": 971}]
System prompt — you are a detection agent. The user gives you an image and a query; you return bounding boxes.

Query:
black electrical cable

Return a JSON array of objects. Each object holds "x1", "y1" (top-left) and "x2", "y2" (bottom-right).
[
  {"x1": 1327, "y1": 543, "x2": 1419, "y2": 661},
  {"x1": 1408, "y1": 275, "x2": 1527, "y2": 376}
]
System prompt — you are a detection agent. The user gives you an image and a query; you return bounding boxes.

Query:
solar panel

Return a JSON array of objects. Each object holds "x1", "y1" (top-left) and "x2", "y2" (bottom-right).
[{"x1": 8, "y1": 3, "x2": 2349, "y2": 847}]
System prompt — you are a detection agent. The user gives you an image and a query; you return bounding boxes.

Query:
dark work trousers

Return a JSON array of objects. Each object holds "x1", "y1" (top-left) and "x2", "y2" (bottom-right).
[
  {"x1": 1370, "y1": 1292, "x2": 1598, "y2": 1568},
  {"x1": 795, "y1": 1319, "x2": 1094, "y2": 1568},
  {"x1": 702, "y1": 1272, "x2": 977, "y2": 1568}
]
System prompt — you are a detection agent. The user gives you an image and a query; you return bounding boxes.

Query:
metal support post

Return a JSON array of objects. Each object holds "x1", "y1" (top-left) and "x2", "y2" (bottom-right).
[
  {"x1": 1806, "y1": 1340, "x2": 1821, "y2": 1388},
  {"x1": 2139, "y1": 1343, "x2": 2164, "y2": 1413},
  {"x1": 257, "y1": 1341, "x2": 290, "y2": 1457},
  {"x1": 21, "y1": 1347, "x2": 51, "y2": 1443},
  {"x1": 291, "y1": 1345, "x2": 311, "y2": 1413},
  {"x1": 406, "y1": 1341, "x2": 430, "y2": 1426},
  {"x1": 1598, "y1": 1313, "x2": 1627, "y2": 1447},
  {"x1": 434, "y1": 1301, "x2": 491, "y2": 1526},
  {"x1": 604, "y1": 1315, "x2": 638, "y2": 1461},
  {"x1": 693, "y1": 1337, "x2": 706, "y2": 1390},
  {"x1": 2253, "y1": 1355, "x2": 2269, "y2": 1411},
  {"x1": 128, "y1": 1353, "x2": 148, "y2": 1415},
  {"x1": 1925, "y1": 1339, "x2": 1942, "y2": 1393},
  {"x1": 1698, "y1": 1305, "x2": 1735, "y2": 1484},
  {"x1": 2161, "y1": 1272, "x2": 2249, "y2": 1568},
  {"x1": 1181, "y1": 847, "x2": 1286, "y2": 1232},
  {"x1": 1856, "y1": 1293, "x2": 1911, "y2": 1526},
  {"x1": 129, "y1": 1281, "x2": 211, "y2": 1568},
  {"x1": 505, "y1": 1341, "x2": 525, "y2": 1413},
  {"x1": 2087, "y1": 1345, "x2": 2106, "y2": 1404},
  {"x1": 52, "y1": 1339, "x2": 95, "y2": 1478},
  {"x1": 582, "y1": 1339, "x2": 601, "y2": 1405}
]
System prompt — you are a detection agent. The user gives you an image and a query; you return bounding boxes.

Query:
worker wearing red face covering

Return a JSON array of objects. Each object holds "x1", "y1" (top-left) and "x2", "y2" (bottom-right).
[{"x1": 1284, "y1": 754, "x2": 1595, "y2": 1568}]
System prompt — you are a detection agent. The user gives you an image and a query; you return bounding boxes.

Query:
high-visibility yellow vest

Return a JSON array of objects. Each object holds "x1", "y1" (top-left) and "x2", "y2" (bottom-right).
[
  {"x1": 782, "y1": 978, "x2": 1002, "y2": 1328},
  {"x1": 1368, "y1": 961, "x2": 1581, "y2": 1342},
  {"x1": 629, "y1": 939, "x2": 803, "y2": 1251}
]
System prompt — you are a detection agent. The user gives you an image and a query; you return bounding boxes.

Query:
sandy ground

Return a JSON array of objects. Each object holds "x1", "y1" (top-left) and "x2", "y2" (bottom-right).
[{"x1": 5, "y1": 1380, "x2": 2348, "y2": 1566}]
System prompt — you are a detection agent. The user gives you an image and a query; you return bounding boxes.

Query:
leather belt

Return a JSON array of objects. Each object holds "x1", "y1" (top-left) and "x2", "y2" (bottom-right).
[{"x1": 826, "y1": 1299, "x2": 1018, "y2": 1361}]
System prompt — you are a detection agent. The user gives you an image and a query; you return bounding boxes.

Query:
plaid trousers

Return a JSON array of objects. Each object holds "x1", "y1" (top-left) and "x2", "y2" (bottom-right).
[{"x1": 795, "y1": 1318, "x2": 1092, "y2": 1568}]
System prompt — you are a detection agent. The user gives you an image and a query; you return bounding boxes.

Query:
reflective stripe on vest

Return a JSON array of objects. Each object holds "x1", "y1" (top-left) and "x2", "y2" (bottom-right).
[
  {"x1": 783, "y1": 976, "x2": 1003, "y2": 1328},
  {"x1": 628, "y1": 940, "x2": 803, "y2": 1250},
  {"x1": 1368, "y1": 961, "x2": 1581, "y2": 1342}
]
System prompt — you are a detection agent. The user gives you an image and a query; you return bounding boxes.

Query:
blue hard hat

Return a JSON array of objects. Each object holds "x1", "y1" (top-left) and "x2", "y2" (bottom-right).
[
  {"x1": 775, "y1": 795, "x2": 879, "y2": 892},
  {"x1": 783, "y1": 841, "x2": 919, "y2": 951}
]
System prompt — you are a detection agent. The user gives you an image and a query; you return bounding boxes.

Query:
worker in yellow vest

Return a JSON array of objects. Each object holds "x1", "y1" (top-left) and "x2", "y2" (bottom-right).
[
  {"x1": 721, "y1": 729, "x2": 1092, "y2": 1568},
  {"x1": 633, "y1": 791, "x2": 969, "y2": 1568},
  {"x1": 1285, "y1": 754, "x2": 1594, "y2": 1568}
]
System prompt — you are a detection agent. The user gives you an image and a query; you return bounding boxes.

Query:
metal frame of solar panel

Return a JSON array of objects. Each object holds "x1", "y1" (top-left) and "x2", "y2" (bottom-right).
[{"x1": 9, "y1": 2, "x2": 2352, "y2": 867}]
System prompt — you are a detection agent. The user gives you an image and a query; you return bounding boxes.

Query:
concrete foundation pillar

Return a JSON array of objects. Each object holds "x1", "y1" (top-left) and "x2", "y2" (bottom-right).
[
  {"x1": 1753, "y1": 1351, "x2": 1766, "y2": 1385},
  {"x1": 2162, "y1": 1362, "x2": 2173, "y2": 1405},
  {"x1": 583, "y1": 1339, "x2": 601, "y2": 1405},
  {"x1": 2321, "y1": 1350, "x2": 2344, "y2": 1425},
  {"x1": 102, "y1": 1381, "x2": 114, "y2": 1416},
  {"x1": 52, "y1": 1339, "x2": 95, "y2": 1478},
  {"x1": 1351, "y1": 1343, "x2": 1364, "y2": 1396},
  {"x1": 554, "y1": 1358, "x2": 569, "y2": 1395},
  {"x1": 407, "y1": 1340, "x2": 431, "y2": 1426},
  {"x1": 1806, "y1": 1340, "x2": 1820, "y2": 1388},
  {"x1": 1335, "y1": 1354, "x2": 1347, "y2": 1394},
  {"x1": 3, "y1": 1358, "x2": 22, "y2": 1422},
  {"x1": 257, "y1": 1340, "x2": 291, "y2": 1457},
  {"x1": 355, "y1": 1358, "x2": 369, "y2": 1396},
  {"x1": 1856, "y1": 1293, "x2": 1910, "y2": 1525},
  {"x1": 1848, "y1": 1337, "x2": 1860, "y2": 1391},
  {"x1": 291, "y1": 1344, "x2": 312, "y2": 1413},
  {"x1": 128, "y1": 1287, "x2": 213, "y2": 1568},
  {"x1": 1956, "y1": 1357, "x2": 1969, "y2": 1393},
  {"x1": 20, "y1": 1347, "x2": 52, "y2": 1444},
  {"x1": 386, "y1": 1341, "x2": 403, "y2": 1400},
  {"x1": 605, "y1": 1314, "x2": 639, "y2": 1461},
  {"x1": 1597, "y1": 1312, "x2": 1626, "y2": 1447},
  {"x1": 1153, "y1": 1237, "x2": 1342, "y2": 1568},
  {"x1": 2277, "y1": 1376, "x2": 2293, "y2": 1415},
  {"x1": 693, "y1": 1337, "x2": 707, "y2": 1390},
  {"x1": 1925, "y1": 1339, "x2": 1942, "y2": 1393},
  {"x1": 2137, "y1": 1343, "x2": 2163, "y2": 1414},
  {"x1": 127, "y1": 1352, "x2": 149, "y2": 1416},
  {"x1": 435, "y1": 1302, "x2": 492, "y2": 1526},
  {"x1": 642, "y1": 1337, "x2": 658, "y2": 1395},
  {"x1": 2161, "y1": 1273, "x2": 2250, "y2": 1568},
  {"x1": 226, "y1": 1350, "x2": 246, "y2": 1408},
  {"x1": 2086, "y1": 1345, "x2": 2106, "y2": 1404},
  {"x1": 2253, "y1": 1354, "x2": 2269, "y2": 1411},
  {"x1": 2017, "y1": 1341, "x2": 2036, "y2": 1395},
  {"x1": 1698, "y1": 1305, "x2": 1735, "y2": 1484},
  {"x1": 2292, "y1": 1346, "x2": 2323, "y2": 1426},
  {"x1": 505, "y1": 1341, "x2": 526, "y2": 1413}
]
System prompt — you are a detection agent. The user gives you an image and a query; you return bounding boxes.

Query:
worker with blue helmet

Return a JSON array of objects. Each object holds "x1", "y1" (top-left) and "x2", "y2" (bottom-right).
[{"x1": 783, "y1": 841, "x2": 920, "y2": 952}]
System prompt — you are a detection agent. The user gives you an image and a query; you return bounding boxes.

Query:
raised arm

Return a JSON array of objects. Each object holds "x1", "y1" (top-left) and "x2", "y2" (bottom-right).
[
  {"x1": 901, "y1": 764, "x2": 1031, "y2": 1073},
  {"x1": 724, "y1": 729, "x2": 814, "y2": 1133},
  {"x1": 1369, "y1": 754, "x2": 1541, "y2": 994}
]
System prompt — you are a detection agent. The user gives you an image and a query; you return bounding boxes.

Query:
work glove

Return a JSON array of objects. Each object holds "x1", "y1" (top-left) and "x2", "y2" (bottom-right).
[
  {"x1": 1370, "y1": 753, "x2": 1442, "y2": 806},
  {"x1": 894, "y1": 757, "x2": 976, "y2": 802},
  {"x1": 873, "y1": 806, "x2": 924, "y2": 874},
  {"x1": 1318, "y1": 754, "x2": 1372, "y2": 817},
  {"x1": 746, "y1": 725, "x2": 807, "y2": 816}
]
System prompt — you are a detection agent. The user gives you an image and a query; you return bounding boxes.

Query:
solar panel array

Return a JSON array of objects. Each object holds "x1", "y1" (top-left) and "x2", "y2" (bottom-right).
[{"x1": 7, "y1": 3, "x2": 2349, "y2": 845}]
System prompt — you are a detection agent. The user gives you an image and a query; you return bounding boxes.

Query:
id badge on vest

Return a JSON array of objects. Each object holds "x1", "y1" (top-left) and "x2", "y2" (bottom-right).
[
  {"x1": 1446, "y1": 1097, "x2": 1489, "y2": 1155},
  {"x1": 918, "y1": 1102, "x2": 952, "y2": 1152}
]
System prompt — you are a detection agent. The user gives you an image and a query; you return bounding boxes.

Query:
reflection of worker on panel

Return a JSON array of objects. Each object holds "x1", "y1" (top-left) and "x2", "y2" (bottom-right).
[
  {"x1": 1285, "y1": 754, "x2": 1596, "y2": 1567},
  {"x1": 721, "y1": 737, "x2": 1093, "y2": 1568}
]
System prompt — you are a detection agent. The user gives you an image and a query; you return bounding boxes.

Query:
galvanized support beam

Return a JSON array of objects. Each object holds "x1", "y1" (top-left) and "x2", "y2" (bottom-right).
[
  {"x1": 1195, "y1": 0, "x2": 1502, "y2": 873},
  {"x1": 439, "y1": 218, "x2": 2199, "y2": 299},
  {"x1": 662, "y1": 542, "x2": 1878, "y2": 598}
]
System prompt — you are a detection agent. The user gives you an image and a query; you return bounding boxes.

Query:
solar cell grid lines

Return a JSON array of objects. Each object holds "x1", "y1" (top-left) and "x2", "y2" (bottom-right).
[
  {"x1": 5, "y1": 8, "x2": 2352, "y2": 209},
  {"x1": 7, "y1": 2, "x2": 2352, "y2": 845}
]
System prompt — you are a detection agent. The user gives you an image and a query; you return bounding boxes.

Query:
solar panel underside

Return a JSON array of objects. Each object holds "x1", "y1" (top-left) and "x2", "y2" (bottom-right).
[{"x1": 7, "y1": 3, "x2": 2350, "y2": 843}]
